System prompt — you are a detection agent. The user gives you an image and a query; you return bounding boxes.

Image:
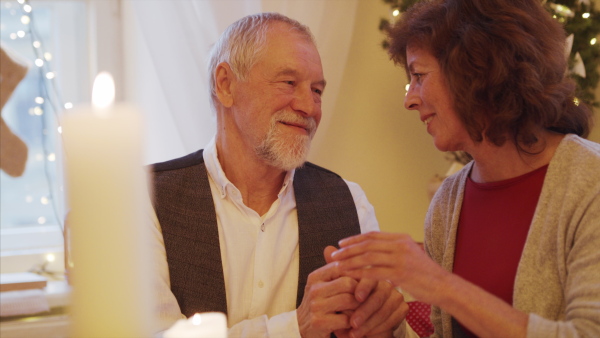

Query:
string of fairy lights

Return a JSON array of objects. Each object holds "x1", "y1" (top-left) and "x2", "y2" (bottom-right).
[{"x1": 2, "y1": 0, "x2": 71, "y2": 232}]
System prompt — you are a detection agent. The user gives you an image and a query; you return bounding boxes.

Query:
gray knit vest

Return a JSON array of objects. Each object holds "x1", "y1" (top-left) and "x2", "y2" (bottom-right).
[{"x1": 151, "y1": 150, "x2": 360, "y2": 317}]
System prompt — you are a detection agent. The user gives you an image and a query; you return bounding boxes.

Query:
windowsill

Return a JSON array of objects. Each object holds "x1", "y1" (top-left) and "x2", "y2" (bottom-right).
[
  {"x1": 0, "y1": 249, "x2": 65, "y2": 277},
  {"x1": 0, "y1": 279, "x2": 71, "y2": 320},
  {"x1": 0, "y1": 280, "x2": 71, "y2": 337},
  {"x1": 45, "y1": 279, "x2": 71, "y2": 309},
  {"x1": 1, "y1": 226, "x2": 65, "y2": 276}
]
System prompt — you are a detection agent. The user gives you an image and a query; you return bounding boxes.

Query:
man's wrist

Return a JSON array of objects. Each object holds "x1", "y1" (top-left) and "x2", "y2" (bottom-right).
[{"x1": 270, "y1": 309, "x2": 302, "y2": 338}]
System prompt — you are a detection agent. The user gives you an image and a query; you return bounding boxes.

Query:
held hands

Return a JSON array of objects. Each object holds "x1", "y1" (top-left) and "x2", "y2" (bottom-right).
[
  {"x1": 335, "y1": 277, "x2": 408, "y2": 338},
  {"x1": 325, "y1": 246, "x2": 408, "y2": 338},
  {"x1": 330, "y1": 231, "x2": 449, "y2": 305},
  {"x1": 296, "y1": 246, "x2": 408, "y2": 338},
  {"x1": 296, "y1": 250, "x2": 361, "y2": 338}
]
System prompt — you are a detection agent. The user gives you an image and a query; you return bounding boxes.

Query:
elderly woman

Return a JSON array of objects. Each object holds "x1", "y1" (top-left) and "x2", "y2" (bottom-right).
[{"x1": 331, "y1": 0, "x2": 600, "y2": 337}]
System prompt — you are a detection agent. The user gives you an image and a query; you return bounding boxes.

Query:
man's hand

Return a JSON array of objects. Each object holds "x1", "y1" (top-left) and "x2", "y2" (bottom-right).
[
  {"x1": 297, "y1": 257, "x2": 362, "y2": 338},
  {"x1": 348, "y1": 279, "x2": 408, "y2": 337},
  {"x1": 325, "y1": 246, "x2": 409, "y2": 338}
]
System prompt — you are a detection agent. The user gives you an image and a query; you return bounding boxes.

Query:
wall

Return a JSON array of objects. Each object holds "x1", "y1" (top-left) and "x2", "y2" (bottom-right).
[
  {"x1": 592, "y1": 0, "x2": 600, "y2": 143},
  {"x1": 309, "y1": 0, "x2": 600, "y2": 241},
  {"x1": 309, "y1": 0, "x2": 449, "y2": 240}
]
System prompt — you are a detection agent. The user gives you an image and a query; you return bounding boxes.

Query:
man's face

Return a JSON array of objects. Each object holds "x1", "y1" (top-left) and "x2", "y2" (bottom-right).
[{"x1": 229, "y1": 23, "x2": 325, "y2": 171}]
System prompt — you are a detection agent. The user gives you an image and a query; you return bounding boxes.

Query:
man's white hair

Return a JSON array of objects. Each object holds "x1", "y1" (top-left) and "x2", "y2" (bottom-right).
[{"x1": 207, "y1": 12, "x2": 315, "y2": 112}]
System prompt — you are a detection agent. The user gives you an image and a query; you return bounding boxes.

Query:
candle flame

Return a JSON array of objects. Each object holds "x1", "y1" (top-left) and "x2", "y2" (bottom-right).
[
  {"x1": 192, "y1": 313, "x2": 202, "y2": 326},
  {"x1": 92, "y1": 72, "x2": 115, "y2": 110}
]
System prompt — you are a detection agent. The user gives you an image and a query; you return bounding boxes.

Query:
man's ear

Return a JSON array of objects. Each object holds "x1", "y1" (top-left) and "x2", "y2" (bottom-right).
[{"x1": 215, "y1": 62, "x2": 234, "y2": 108}]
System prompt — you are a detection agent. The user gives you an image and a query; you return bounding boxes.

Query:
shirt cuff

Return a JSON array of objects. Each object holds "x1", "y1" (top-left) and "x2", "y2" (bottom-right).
[{"x1": 267, "y1": 309, "x2": 301, "y2": 338}]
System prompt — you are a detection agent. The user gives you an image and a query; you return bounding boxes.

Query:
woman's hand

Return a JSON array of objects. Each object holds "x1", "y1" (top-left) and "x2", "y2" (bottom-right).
[
  {"x1": 331, "y1": 232, "x2": 529, "y2": 338},
  {"x1": 330, "y1": 231, "x2": 449, "y2": 305}
]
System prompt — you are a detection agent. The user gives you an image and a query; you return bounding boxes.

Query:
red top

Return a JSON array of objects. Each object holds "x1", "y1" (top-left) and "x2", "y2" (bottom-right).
[{"x1": 452, "y1": 164, "x2": 548, "y2": 336}]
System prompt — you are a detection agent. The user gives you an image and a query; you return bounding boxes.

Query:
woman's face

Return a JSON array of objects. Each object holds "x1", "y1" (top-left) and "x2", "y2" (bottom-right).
[{"x1": 404, "y1": 46, "x2": 472, "y2": 153}]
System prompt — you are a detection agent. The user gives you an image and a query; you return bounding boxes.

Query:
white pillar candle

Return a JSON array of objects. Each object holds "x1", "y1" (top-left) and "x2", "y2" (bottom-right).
[
  {"x1": 63, "y1": 72, "x2": 153, "y2": 337},
  {"x1": 164, "y1": 313, "x2": 228, "y2": 338}
]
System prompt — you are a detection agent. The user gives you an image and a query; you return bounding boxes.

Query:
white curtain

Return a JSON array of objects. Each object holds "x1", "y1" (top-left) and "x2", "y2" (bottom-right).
[{"x1": 123, "y1": 0, "x2": 358, "y2": 164}]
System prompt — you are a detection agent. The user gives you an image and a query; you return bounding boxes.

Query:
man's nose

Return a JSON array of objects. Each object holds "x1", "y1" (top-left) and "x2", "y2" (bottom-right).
[{"x1": 292, "y1": 86, "x2": 320, "y2": 118}]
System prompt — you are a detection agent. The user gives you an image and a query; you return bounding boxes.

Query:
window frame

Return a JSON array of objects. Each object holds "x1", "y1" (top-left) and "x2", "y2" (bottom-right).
[{"x1": 0, "y1": 0, "x2": 124, "y2": 274}]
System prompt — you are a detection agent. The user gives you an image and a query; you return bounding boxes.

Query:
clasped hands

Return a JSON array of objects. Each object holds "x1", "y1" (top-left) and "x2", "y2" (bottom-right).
[{"x1": 297, "y1": 245, "x2": 408, "y2": 338}]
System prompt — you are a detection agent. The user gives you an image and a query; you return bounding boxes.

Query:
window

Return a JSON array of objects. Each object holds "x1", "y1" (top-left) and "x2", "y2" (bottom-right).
[{"x1": 1, "y1": 0, "x2": 88, "y2": 271}]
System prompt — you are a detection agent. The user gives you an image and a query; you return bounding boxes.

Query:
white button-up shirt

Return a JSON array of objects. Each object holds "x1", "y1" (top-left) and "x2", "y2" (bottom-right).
[{"x1": 152, "y1": 137, "x2": 379, "y2": 337}]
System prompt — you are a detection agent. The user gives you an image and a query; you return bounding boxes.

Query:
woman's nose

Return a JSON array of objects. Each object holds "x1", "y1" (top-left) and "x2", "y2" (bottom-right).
[{"x1": 404, "y1": 84, "x2": 420, "y2": 111}]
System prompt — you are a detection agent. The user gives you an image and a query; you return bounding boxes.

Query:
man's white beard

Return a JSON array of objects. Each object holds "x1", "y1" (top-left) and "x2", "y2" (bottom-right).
[{"x1": 255, "y1": 111, "x2": 317, "y2": 171}]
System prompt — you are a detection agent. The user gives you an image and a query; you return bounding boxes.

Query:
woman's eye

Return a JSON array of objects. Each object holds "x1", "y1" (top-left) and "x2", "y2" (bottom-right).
[{"x1": 411, "y1": 73, "x2": 424, "y2": 83}]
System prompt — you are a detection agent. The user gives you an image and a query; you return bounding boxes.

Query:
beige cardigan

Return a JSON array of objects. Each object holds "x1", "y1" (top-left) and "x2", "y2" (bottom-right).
[{"x1": 425, "y1": 134, "x2": 600, "y2": 337}]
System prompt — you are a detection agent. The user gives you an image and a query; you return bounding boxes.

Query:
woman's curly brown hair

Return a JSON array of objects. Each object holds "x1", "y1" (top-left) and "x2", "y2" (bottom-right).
[{"x1": 388, "y1": 0, "x2": 593, "y2": 151}]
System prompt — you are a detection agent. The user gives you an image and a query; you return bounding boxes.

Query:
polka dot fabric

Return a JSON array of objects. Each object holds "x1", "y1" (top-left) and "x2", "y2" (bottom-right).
[{"x1": 406, "y1": 301, "x2": 434, "y2": 337}]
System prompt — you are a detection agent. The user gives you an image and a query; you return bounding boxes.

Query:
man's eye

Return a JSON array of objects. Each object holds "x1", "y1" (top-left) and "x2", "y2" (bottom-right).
[
  {"x1": 313, "y1": 88, "x2": 323, "y2": 96},
  {"x1": 285, "y1": 81, "x2": 295, "y2": 85}
]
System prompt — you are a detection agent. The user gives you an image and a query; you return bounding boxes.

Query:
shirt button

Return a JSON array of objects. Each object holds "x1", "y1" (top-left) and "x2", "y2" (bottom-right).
[
  {"x1": 261, "y1": 223, "x2": 265, "y2": 232},
  {"x1": 258, "y1": 280, "x2": 264, "y2": 288}
]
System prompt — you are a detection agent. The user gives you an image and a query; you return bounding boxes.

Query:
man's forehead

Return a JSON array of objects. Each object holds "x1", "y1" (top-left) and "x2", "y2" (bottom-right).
[
  {"x1": 256, "y1": 28, "x2": 324, "y2": 77},
  {"x1": 271, "y1": 66, "x2": 326, "y2": 87}
]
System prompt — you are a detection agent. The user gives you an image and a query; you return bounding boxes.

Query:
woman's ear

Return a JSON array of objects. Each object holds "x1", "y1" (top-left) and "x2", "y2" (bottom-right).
[{"x1": 215, "y1": 62, "x2": 234, "y2": 108}]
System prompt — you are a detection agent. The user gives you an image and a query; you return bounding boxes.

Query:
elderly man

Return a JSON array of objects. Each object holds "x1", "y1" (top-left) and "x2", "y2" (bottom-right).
[{"x1": 150, "y1": 12, "x2": 408, "y2": 337}]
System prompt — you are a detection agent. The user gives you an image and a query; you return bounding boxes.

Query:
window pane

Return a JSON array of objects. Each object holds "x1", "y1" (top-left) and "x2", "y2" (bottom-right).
[{"x1": 1, "y1": 0, "x2": 87, "y2": 230}]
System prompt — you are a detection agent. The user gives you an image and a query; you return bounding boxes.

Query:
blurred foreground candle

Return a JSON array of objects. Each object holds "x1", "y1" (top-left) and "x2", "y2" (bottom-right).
[
  {"x1": 164, "y1": 313, "x2": 228, "y2": 338},
  {"x1": 63, "y1": 72, "x2": 153, "y2": 337}
]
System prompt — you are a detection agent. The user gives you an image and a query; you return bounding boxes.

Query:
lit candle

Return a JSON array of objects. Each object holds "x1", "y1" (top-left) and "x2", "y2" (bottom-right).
[
  {"x1": 164, "y1": 312, "x2": 228, "y2": 338},
  {"x1": 63, "y1": 72, "x2": 153, "y2": 337}
]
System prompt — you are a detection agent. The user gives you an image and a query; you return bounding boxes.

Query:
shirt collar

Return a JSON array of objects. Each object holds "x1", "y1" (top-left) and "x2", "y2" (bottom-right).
[{"x1": 202, "y1": 136, "x2": 296, "y2": 199}]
